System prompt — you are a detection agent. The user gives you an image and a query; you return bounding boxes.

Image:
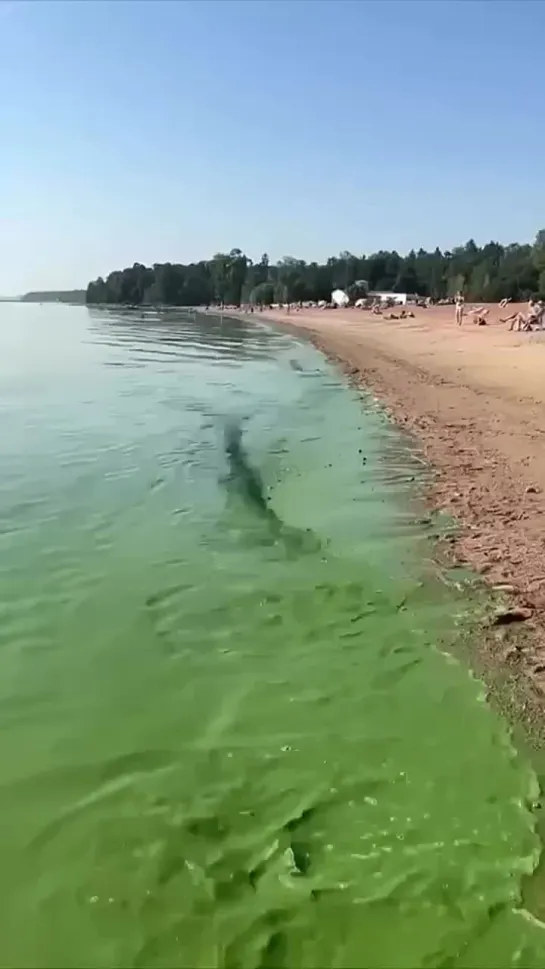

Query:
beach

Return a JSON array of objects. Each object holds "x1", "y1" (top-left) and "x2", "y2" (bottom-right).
[{"x1": 247, "y1": 302, "x2": 545, "y2": 720}]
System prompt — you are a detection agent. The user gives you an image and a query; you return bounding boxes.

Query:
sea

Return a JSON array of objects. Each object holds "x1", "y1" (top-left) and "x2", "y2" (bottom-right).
[{"x1": 0, "y1": 302, "x2": 544, "y2": 967}]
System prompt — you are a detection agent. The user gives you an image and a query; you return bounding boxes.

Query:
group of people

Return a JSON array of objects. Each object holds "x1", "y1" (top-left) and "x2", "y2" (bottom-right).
[
  {"x1": 454, "y1": 292, "x2": 545, "y2": 331},
  {"x1": 370, "y1": 301, "x2": 414, "y2": 319},
  {"x1": 454, "y1": 293, "x2": 489, "y2": 326}
]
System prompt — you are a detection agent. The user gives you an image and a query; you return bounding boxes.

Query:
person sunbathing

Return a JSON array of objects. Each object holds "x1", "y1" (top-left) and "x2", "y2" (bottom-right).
[
  {"x1": 470, "y1": 306, "x2": 489, "y2": 325},
  {"x1": 503, "y1": 301, "x2": 544, "y2": 331},
  {"x1": 526, "y1": 300, "x2": 545, "y2": 330},
  {"x1": 505, "y1": 311, "x2": 525, "y2": 331}
]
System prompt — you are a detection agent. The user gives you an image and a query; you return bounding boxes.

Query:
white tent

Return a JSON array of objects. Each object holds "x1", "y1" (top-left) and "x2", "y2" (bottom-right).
[{"x1": 331, "y1": 288, "x2": 349, "y2": 307}]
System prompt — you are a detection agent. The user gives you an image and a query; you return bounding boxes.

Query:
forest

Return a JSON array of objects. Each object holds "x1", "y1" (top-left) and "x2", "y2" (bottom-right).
[{"x1": 85, "y1": 232, "x2": 545, "y2": 308}]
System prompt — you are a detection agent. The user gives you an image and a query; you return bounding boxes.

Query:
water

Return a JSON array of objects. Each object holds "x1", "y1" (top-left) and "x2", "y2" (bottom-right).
[{"x1": 0, "y1": 303, "x2": 544, "y2": 968}]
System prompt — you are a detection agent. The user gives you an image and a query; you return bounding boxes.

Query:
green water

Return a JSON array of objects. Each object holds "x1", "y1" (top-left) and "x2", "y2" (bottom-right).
[{"x1": 1, "y1": 303, "x2": 545, "y2": 968}]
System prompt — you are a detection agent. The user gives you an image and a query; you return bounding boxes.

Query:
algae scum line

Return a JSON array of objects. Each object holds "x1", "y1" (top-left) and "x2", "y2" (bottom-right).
[{"x1": 0, "y1": 304, "x2": 545, "y2": 966}]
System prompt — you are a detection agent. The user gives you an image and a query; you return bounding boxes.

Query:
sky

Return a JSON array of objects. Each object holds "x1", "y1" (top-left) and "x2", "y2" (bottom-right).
[{"x1": 0, "y1": 0, "x2": 543, "y2": 293}]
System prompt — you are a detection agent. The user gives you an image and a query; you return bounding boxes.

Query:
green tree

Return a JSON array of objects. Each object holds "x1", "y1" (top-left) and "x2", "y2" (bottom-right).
[
  {"x1": 250, "y1": 281, "x2": 275, "y2": 306},
  {"x1": 86, "y1": 231, "x2": 545, "y2": 308},
  {"x1": 347, "y1": 279, "x2": 369, "y2": 302}
]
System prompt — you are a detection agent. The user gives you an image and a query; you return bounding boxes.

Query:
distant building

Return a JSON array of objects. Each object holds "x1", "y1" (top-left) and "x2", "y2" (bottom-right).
[{"x1": 369, "y1": 291, "x2": 408, "y2": 305}]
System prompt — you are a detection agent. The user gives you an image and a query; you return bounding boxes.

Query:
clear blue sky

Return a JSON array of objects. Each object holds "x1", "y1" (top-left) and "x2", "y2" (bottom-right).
[{"x1": 0, "y1": 0, "x2": 542, "y2": 293}]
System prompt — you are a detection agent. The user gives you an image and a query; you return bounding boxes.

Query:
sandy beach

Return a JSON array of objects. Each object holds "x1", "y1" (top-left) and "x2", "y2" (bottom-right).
[{"x1": 247, "y1": 302, "x2": 545, "y2": 718}]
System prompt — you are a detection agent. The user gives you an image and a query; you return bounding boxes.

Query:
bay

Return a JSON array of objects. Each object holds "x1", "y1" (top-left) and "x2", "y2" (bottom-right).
[{"x1": 0, "y1": 303, "x2": 543, "y2": 967}]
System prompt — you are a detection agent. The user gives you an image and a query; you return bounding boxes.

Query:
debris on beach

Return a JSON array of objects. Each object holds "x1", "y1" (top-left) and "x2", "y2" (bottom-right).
[{"x1": 492, "y1": 607, "x2": 533, "y2": 626}]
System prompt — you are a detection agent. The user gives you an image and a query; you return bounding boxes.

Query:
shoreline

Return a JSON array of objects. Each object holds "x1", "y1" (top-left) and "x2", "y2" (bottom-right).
[{"x1": 228, "y1": 304, "x2": 545, "y2": 738}]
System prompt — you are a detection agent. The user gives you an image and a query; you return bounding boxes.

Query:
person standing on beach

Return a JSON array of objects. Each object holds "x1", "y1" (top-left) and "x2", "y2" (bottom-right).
[{"x1": 455, "y1": 292, "x2": 465, "y2": 326}]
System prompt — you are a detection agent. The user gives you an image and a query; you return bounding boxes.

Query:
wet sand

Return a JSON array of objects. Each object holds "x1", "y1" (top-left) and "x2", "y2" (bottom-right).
[{"x1": 248, "y1": 303, "x2": 545, "y2": 724}]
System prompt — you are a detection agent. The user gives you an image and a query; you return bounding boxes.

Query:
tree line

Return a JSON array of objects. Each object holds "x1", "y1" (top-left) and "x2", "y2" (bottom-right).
[
  {"x1": 86, "y1": 232, "x2": 545, "y2": 308},
  {"x1": 21, "y1": 290, "x2": 86, "y2": 303}
]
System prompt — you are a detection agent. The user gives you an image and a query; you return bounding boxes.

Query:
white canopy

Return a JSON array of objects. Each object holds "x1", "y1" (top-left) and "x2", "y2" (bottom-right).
[{"x1": 331, "y1": 288, "x2": 349, "y2": 307}]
